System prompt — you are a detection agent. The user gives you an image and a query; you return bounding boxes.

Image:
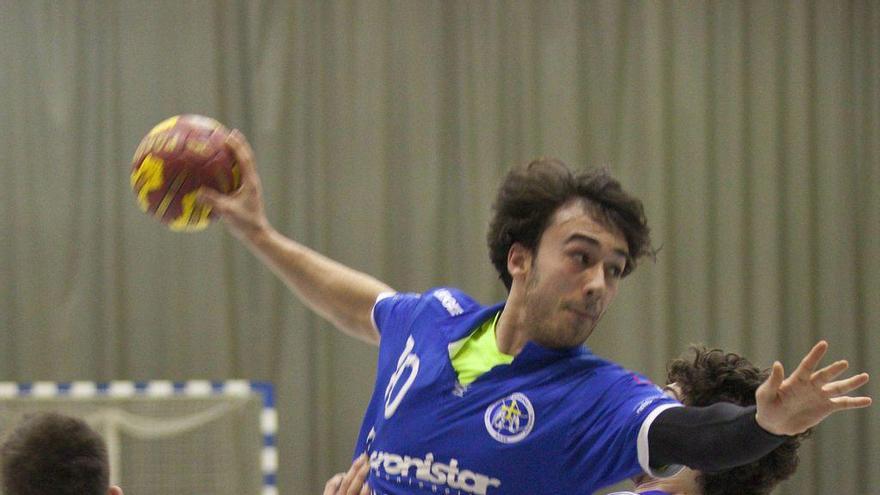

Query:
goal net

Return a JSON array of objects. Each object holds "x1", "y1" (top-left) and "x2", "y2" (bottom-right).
[{"x1": 0, "y1": 380, "x2": 277, "y2": 495}]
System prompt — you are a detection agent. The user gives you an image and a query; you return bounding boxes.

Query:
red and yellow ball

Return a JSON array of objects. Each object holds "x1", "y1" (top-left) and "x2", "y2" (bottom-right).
[{"x1": 130, "y1": 115, "x2": 240, "y2": 232}]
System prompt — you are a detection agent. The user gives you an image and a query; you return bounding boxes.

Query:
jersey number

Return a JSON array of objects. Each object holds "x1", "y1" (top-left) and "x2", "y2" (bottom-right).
[{"x1": 384, "y1": 336, "x2": 420, "y2": 419}]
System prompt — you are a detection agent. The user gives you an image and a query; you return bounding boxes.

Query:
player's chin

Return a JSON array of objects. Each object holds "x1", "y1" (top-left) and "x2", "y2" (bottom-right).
[
  {"x1": 574, "y1": 318, "x2": 600, "y2": 345},
  {"x1": 565, "y1": 306, "x2": 600, "y2": 325},
  {"x1": 553, "y1": 323, "x2": 595, "y2": 348},
  {"x1": 566, "y1": 310, "x2": 597, "y2": 335}
]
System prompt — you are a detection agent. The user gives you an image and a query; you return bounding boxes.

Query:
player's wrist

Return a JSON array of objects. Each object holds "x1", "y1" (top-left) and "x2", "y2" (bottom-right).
[
  {"x1": 754, "y1": 410, "x2": 790, "y2": 437},
  {"x1": 236, "y1": 217, "x2": 275, "y2": 245}
]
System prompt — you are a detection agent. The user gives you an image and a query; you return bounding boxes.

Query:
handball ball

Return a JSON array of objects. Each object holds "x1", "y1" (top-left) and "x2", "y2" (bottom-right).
[{"x1": 130, "y1": 114, "x2": 240, "y2": 232}]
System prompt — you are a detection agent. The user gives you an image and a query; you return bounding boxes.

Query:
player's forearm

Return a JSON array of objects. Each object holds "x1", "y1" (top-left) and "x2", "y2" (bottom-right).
[
  {"x1": 242, "y1": 226, "x2": 391, "y2": 345},
  {"x1": 648, "y1": 403, "x2": 787, "y2": 473}
]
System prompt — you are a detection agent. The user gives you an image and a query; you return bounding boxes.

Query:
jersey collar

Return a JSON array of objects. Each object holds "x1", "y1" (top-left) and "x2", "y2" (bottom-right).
[{"x1": 445, "y1": 300, "x2": 590, "y2": 364}]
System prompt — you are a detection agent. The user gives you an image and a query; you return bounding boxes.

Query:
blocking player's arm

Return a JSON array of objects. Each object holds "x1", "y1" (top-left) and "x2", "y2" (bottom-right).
[
  {"x1": 648, "y1": 341, "x2": 871, "y2": 473},
  {"x1": 648, "y1": 403, "x2": 784, "y2": 473},
  {"x1": 197, "y1": 130, "x2": 391, "y2": 345}
]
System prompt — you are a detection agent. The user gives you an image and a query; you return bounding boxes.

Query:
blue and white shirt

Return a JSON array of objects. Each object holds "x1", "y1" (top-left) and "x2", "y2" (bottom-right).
[{"x1": 354, "y1": 288, "x2": 681, "y2": 495}]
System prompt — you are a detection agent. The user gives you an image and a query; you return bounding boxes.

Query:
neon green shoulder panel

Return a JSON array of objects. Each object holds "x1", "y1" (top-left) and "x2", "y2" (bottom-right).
[{"x1": 449, "y1": 312, "x2": 513, "y2": 386}]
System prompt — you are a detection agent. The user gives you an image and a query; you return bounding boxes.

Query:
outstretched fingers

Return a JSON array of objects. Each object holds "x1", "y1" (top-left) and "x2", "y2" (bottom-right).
[
  {"x1": 811, "y1": 360, "x2": 849, "y2": 384},
  {"x1": 758, "y1": 361, "x2": 786, "y2": 400},
  {"x1": 756, "y1": 342, "x2": 873, "y2": 435},
  {"x1": 791, "y1": 340, "x2": 829, "y2": 381},
  {"x1": 823, "y1": 372, "x2": 871, "y2": 397},
  {"x1": 830, "y1": 395, "x2": 873, "y2": 410}
]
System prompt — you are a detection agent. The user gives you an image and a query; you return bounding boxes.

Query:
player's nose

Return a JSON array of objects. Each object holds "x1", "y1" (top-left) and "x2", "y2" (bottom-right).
[{"x1": 582, "y1": 264, "x2": 606, "y2": 298}]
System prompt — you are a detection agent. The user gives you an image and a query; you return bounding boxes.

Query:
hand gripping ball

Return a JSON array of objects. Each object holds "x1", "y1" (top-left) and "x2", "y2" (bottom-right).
[{"x1": 130, "y1": 115, "x2": 241, "y2": 231}]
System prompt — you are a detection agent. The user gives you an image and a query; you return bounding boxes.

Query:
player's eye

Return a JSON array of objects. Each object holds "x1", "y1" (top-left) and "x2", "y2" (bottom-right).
[
  {"x1": 608, "y1": 264, "x2": 624, "y2": 279},
  {"x1": 572, "y1": 252, "x2": 591, "y2": 266}
]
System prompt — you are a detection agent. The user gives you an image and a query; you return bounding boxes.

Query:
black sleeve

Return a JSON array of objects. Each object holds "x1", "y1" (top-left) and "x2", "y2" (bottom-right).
[{"x1": 648, "y1": 403, "x2": 788, "y2": 473}]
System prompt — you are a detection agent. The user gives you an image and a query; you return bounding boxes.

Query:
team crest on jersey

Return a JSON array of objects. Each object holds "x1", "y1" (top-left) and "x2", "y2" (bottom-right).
[{"x1": 484, "y1": 392, "x2": 534, "y2": 444}]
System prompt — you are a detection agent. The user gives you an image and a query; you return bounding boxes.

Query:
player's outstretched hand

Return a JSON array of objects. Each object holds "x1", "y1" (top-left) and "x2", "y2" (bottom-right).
[
  {"x1": 196, "y1": 129, "x2": 270, "y2": 241},
  {"x1": 755, "y1": 340, "x2": 872, "y2": 436},
  {"x1": 323, "y1": 454, "x2": 370, "y2": 495}
]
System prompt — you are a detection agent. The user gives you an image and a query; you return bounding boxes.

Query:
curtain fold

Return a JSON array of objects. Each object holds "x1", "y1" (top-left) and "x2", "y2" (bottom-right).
[{"x1": 1, "y1": 1, "x2": 877, "y2": 493}]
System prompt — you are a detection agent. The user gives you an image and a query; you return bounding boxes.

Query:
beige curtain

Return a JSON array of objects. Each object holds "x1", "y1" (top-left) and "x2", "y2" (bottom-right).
[{"x1": 1, "y1": 1, "x2": 877, "y2": 493}]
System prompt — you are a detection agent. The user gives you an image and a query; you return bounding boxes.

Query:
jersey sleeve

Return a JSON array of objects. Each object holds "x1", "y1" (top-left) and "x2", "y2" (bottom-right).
[
  {"x1": 570, "y1": 368, "x2": 683, "y2": 486},
  {"x1": 355, "y1": 291, "x2": 424, "y2": 457},
  {"x1": 370, "y1": 291, "x2": 423, "y2": 337}
]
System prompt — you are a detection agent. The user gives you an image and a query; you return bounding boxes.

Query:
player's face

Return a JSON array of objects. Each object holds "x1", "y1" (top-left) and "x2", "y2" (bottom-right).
[
  {"x1": 662, "y1": 383, "x2": 684, "y2": 402},
  {"x1": 512, "y1": 200, "x2": 629, "y2": 348},
  {"x1": 631, "y1": 466, "x2": 699, "y2": 493}
]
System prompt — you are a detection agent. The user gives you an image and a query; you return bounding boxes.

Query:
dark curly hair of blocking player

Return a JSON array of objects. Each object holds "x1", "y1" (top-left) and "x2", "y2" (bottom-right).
[
  {"x1": 487, "y1": 158, "x2": 654, "y2": 291},
  {"x1": 667, "y1": 347, "x2": 809, "y2": 495}
]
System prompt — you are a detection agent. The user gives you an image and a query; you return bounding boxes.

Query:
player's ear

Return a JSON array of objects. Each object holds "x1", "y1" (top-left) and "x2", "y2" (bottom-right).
[
  {"x1": 507, "y1": 242, "x2": 533, "y2": 279},
  {"x1": 109, "y1": 486, "x2": 123, "y2": 495}
]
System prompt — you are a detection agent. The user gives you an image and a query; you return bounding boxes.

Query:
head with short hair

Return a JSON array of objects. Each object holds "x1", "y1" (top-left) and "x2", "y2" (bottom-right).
[
  {"x1": 487, "y1": 158, "x2": 653, "y2": 291},
  {"x1": 1, "y1": 412, "x2": 116, "y2": 495},
  {"x1": 666, "y1": 347, "x2": 807, "y2": 495}
]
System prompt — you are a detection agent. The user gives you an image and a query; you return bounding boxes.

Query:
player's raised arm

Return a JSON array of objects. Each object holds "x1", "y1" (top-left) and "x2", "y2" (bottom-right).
[{"x1": 196, "y1": 130, "x2": 390, "y2": 345}]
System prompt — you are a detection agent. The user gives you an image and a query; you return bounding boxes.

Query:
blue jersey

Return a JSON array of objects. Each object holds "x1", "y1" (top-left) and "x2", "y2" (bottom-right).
[{"x1": 355, "y1": 288, "x2": 681, "y2": 495}]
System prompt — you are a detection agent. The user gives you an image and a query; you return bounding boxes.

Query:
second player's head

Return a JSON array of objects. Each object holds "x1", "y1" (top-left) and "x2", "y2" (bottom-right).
[{"x1": 661, "y1": 347, "x2": 806, "y2": 495}]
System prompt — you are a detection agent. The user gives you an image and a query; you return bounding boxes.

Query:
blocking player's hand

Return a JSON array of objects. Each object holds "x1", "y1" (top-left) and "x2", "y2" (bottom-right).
[
  {"x1": 323, "y1": 454, "x2": 371, "y2": 495},
  {"x1": 196, "y1": 129, "x2": 270, "y2": 241},
  {"x1": 755, "y1": 340, "x2": 872, "y2": 436}
]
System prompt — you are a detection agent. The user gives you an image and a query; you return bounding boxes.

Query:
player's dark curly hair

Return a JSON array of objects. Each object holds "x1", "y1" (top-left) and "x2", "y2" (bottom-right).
[
  {"x1": 487, "y1": 158, "x2": 654, "y2": 290},
  {"x1": 1, "y1": 412, "x2": 110, "y2": 495},
  {"x1": 666, "y1": 346, "x2": 809, "y2": 495}
]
